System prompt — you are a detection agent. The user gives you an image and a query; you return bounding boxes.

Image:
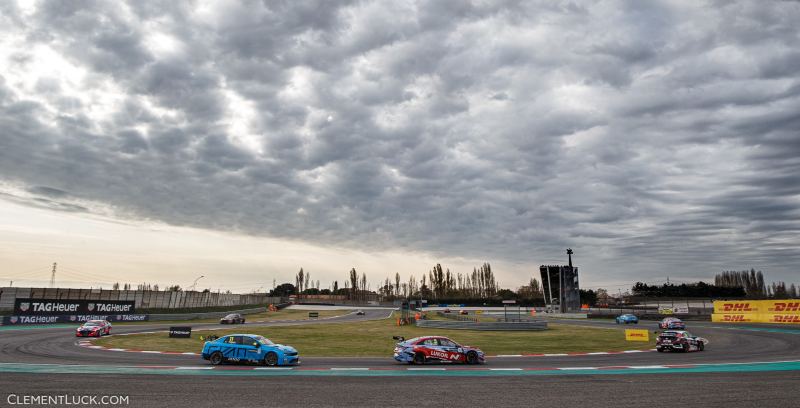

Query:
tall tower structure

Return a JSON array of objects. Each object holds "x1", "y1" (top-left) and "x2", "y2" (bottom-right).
[
  {"x1": 50, "y1": 263, "x2": 57, "y2": 288},
  {"x1": 540, "y1": 249, "x2": 581, "y2": 313}
]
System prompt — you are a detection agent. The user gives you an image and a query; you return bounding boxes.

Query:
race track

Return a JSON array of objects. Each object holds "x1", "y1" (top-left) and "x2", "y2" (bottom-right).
[{"x1": 1, "y1": 310, "x2": 799, "y2": 407}]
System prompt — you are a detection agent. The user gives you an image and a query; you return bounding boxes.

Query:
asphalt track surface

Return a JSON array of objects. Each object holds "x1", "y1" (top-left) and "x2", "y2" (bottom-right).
[{"x1": 1, "y1": 309, "x2": 799, "y2": 407}]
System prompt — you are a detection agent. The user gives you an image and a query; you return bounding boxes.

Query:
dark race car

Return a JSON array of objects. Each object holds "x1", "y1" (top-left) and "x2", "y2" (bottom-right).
[
  {"x1": 658, "y1": 317, "x2": 685, "y2": 330},
  {"x1": 220, "y1": 313, "x2": 246, "y2": 324},
  {"x1": 656, "y1": 330, "x2": 707, "y2": 352},
  {"x1": 393, "y1": 336, "x2": 485, "y2": 365},
  {"x1": 75, "y1": 320, "x2": 112, "y2": 337}
]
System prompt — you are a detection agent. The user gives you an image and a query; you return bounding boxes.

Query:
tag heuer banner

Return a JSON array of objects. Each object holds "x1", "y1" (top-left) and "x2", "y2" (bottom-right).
[
  {"x1": 2, "y1": 314, "x2": 149, "y2": 325},
  {"x1": 14, "y1": 298, "x2": 137, "y2": 315}
]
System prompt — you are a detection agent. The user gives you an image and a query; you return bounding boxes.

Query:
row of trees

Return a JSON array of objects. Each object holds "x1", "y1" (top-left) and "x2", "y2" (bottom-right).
[
  {"x1": 713, "y1": 269, "x2": 798, "y2": 298},
  {"x1": 280, "y1": 263, "x2": 546, "y2": 304},
  {"x1": 630, "y1": 281, "x2": 746, "y2": 298},
  {"x1": 714, "y1": 269, "x2": 766, "y2": 297},
  {"x1": 115, "y1": 267, "x2": 797, "y2": 303}
]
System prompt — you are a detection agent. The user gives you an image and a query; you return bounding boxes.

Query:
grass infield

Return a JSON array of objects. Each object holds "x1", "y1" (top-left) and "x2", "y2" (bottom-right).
[{"x1": 95, "y1": 312, "x2": 655, "y2": 356}]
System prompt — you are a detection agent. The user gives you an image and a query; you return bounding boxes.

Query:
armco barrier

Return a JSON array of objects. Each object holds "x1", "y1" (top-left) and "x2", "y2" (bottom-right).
[
  {"x1": 416, "y1": 319, "x2": 547, "y2": 331},
  {"x1": 712, "y1": 300, "x2": 800, "y2": 324},
  {"x1": 147, "y1": 307, "x2": 267, "y2": 321}
]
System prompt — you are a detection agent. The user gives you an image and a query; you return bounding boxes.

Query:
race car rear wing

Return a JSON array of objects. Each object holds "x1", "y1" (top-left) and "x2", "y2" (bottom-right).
[{"x1": 392, "y1": 336, "x2": 405, "y2": 342}]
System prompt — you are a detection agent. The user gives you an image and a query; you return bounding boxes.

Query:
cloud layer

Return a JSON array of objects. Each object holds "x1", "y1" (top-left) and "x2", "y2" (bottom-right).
[{"x1": 1, "y1": 0, "x2": 798, "y2": 284}]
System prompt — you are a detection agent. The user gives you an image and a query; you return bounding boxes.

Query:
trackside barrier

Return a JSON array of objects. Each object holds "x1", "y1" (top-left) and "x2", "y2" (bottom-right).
[
  {"x1": 416, "y1": 319, "x2": 547, "y2": 331},
  {"x1": 147, "y1": 307, "x2": 267, "y2": 321},
  {"x1": 712, "y1": 300, "x2": 800, "y2": 324},
  {"x1": 1, "y1": 307, "x2": 270, "y2": 325}
]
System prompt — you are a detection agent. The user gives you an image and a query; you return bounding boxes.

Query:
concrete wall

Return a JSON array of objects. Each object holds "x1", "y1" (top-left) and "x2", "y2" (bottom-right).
[
  {"x1": 148, "y1": 307, "x2": 268, "y2": 321},
  {"x1": 0, "y1": 287, "x2": 279, "y2": 311},
  {"x1": 416, "y1": 319, "x2": 548, "y2": 331}
]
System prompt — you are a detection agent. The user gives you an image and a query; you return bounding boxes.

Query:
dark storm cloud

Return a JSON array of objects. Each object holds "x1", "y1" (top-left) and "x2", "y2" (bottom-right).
[{"x1": 1, "y1": 0, "x2": 799, "y2": 284}]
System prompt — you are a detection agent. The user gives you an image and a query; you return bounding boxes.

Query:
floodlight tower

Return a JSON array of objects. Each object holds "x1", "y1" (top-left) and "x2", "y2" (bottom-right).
[
  {"x1": 566, "y1": 248, "x2": 573, "y2": 267},
  {"x1": 50, "y1": 263, "x2": 57, "y2": 288}
]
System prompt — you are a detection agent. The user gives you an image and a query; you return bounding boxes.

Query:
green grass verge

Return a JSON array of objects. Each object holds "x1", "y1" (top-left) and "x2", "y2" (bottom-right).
[{"x1": 96, "y1": 313, "x2": 655, "y2": 356}]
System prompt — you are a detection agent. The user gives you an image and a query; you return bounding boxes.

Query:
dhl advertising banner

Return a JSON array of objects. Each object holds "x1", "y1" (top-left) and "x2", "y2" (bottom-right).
[
  {"x1": 713, "y1": 300, "x2": 762, "y2": 314},
  {"x1": 625, "y1": 329, "x2": 650, "y2": 342},
  {"x1": 712, "y1": 300, "x2": 800, "y2": 324},
  {"x1": 711, "y1": 313, "x2": 758, "y2": 323}
]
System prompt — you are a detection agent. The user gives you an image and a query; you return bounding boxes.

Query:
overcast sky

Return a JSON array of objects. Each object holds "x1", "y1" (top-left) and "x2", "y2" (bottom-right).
[{"x1": 0, "y1": 1, "x2": 798, "y2": 292}]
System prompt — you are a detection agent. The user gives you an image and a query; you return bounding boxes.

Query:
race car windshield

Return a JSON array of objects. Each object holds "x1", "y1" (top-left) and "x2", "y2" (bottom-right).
[
  {"x1": 254, "y1": 335, "x2": 273, "y2": 345},
  {"x1": 83, "y1": 322, "x2": 101, "y2": 326}
]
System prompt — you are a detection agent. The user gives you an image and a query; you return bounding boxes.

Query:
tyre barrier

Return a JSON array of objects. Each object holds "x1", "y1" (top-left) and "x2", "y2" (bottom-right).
[{"x1": 416, "y1": 319, "x2": 548, "y2": 331}]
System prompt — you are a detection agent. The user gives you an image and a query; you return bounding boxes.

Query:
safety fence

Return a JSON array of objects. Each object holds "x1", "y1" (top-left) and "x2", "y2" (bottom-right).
[
  {"x1": 711, "y1": 299, "x2": 800, "y2": 324},
  {"x1": 0, "y1": 287, "x2": 278, "y2": 311},
  {"x1": 416, "y1": 319, "x2": 548, "y2": 331}
]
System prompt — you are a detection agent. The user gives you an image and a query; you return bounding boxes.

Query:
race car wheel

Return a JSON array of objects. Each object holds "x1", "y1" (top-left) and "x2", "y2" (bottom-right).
[
  {"x1": 209, "y1": 352, "x2": 224, "y2": 365},
  {"x1": 698, "y1": 342, "x2": 704, "y2": 351},
  {"x1": 413, "y1": 353, "x2": 426, "y2": 365},
  {"x1": 656, "y1": 347, "x2": 663, "y2": 352},
  {"x1": 466, "y1": 351, "x2": 478, "y2": 365},
  {"x1": 264, "y1": 352, "x2": 279, "y2": 366}
]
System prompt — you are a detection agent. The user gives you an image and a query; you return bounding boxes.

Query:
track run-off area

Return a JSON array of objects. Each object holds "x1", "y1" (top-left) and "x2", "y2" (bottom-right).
[{"x1": 2, "y1": 309, "x2": 800, "y2": 376}]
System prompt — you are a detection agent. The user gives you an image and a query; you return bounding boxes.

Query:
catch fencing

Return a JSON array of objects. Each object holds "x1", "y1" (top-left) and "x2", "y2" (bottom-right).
[
  {"x1": 588, "y1": 298, "x2": 715, "y2": 318},
  {"x1": 0, "y1": 287, "x2": 278, "y2": 312}
]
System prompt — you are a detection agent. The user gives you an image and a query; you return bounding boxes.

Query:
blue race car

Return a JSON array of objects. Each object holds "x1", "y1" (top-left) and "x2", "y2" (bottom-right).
[
  {"x1": 201, "y1": 334, "x2": 299, "y2": 366},
  {"x1": 615, "y1": 314, "x2": 639, "y2": 324}
]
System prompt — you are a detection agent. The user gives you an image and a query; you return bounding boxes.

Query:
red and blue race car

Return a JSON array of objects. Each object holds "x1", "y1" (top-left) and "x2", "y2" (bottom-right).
[
  {"x1": 75, "y1": 320, "x2": 112, "y2": 337},
  {"x1": 658, "y1": 317, "x2": 686, "y2": 330},
  {"x1": 393, "y1": 336, "x2": 485, "y2": 365}
]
